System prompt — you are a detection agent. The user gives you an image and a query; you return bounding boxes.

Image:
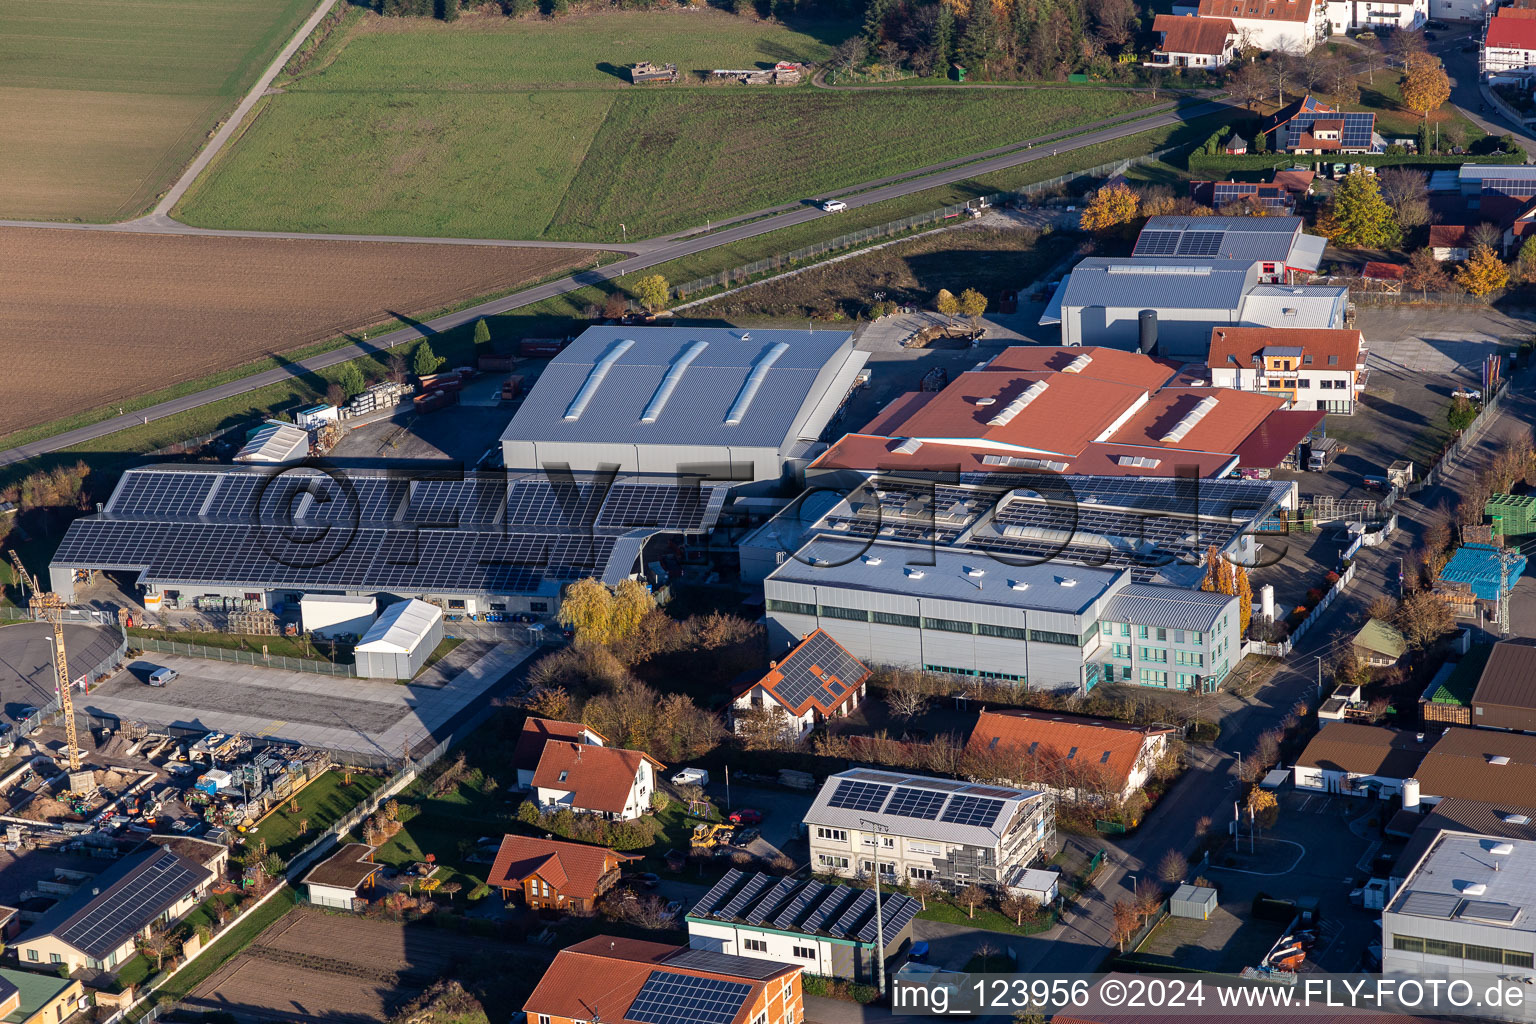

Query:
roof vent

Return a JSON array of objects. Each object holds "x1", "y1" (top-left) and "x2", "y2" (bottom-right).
[
  {"x1": 863, "y1": 555, "x2": 882, "y2": 565},
  {"x1": 976, "y1": 397, "x2": 997, "y2": 407},
  {"x1": 905, "y1": 568, "x2": 925, "y2": 579},
  {"x1": 965, "y1": 567, "x2": 986, "y2": 577},
  {"x1": 1008, "y1": 580, "x2": 1029, "y2": 591},
  {"x1": 724, "y1": 341, "x2": 790, "y2": 425},
  {"x1": 1464, "y1": 883, "x2": 1488, "y2": 896},
  {"x1": 563, "y1": 337, "x2": 635, "y2": 420},
  {"x1": 988, "y1": 380, "x2": 1050, "y2": 427},
  {"x1": 1506, "y1": 814, "x2": 1531, "y2": 825},
  {"x1": 1490, "y1": 755, "x2": 1513, "y2": 766},
  {"x1": 890, "y1": 437, "x2": 923, "y2": 455},
  {"x1": 1161, "y1": 395, "x2": 1220, "y2": 444},
  {"x1": 1063, "y1": 353, "x2": 1094, "y2": 373},
  {"x1": 1492, "y1": 842, "x2": 1516, "y2": 856},
  {"x1": 1058, "y1": 578, "x2": 1078, "y2": 587}
]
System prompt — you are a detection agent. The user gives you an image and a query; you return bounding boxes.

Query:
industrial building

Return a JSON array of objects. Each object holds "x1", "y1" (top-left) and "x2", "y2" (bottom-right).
[
  {"x1": 1131, "y1": 217, "x2": 1327, "y2": 282},
  {"x1": 500, "y1": 325, "x2": 868, "y2": 483},
  {"x1": 686, "y1": 869, "x2": 921, "y2": 984},
  {"x1": 353, "y1": 598, "x2": 443, "y2": 679},
  {"x1": 807, "y1": 345, "x2": 1325, "y2": 481},
  {"x1": 49, "y1": 464, "x2": 728, "y2": 618},
  {"x1": 804, "y1": 768, "x2": 1054, "y2": 888},
  {"x1": 1383, "y1": 831, "x2": 1536, "y2": 990},
  {"x1": 765, "y1": 536, "x2": 1241, "y2": 692},
  {"x1": 234, "y1": 420, "x2": 310, "y2": 463},
  {"x1": 1291, "y1": 723, "x2": 1433, "y2": 798},
  {"x1": 1471, "y1": 638, "x2": 1536, "y2": 731}
]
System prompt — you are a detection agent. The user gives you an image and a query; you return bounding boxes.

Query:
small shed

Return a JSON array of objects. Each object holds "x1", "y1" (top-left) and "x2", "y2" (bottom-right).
[
  {"x1": 1170, "y1": 884, "x2": 1218, "y2": 920},
  {"x1": 295, "y1": 404, "x2": 339, "y2": 430},
  {"x1": 300, "y1": 594, "x2": 377, "y2": 639},
  {"x1": 1004, "y1": 866, "x2": 1061, "y2": 904},
  {"x1": 1225, "y1": 135, "x2": 1249, "y2": 155},
  {"x1": 235, "y1": 420, "x2": 310, "y2": 463},
  {"x1": 354, "y1": 599, "x2": 444, "y2": 679},
  {"x1": 1352, "y1": 618, "x2": 1407, "y2": 667},
  {"x1": 302, "y1": 843, "x2": 380, "y2": 911},
  {"x1": 1260, "y1": 768, "x2": 1290, "y2": 789}
]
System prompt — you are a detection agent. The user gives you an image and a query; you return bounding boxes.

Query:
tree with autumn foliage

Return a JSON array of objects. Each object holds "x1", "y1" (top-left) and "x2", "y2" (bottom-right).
[
  {"x1": 1400, "y1": 52, "x2": 1451, "y2": 122},
  {"x1": 1330, "y1": 171, "x2": 1402, "y2": 249},
  {"x1": 1405, "y1": 247, "x2": 1450, "y2": 298},
  {"x1": 1457, "y1": 243, "x2": 1509, "y2": 298},
  {"x1": 935, "y1": 288, "x2": 959, "y2": 326},
  {"x1": 1080, "y1": 183, "x2": 1139, "y2": 232},
  {"x1": 1201, "y1": 545, "x2": 1251, "y2": 634}
]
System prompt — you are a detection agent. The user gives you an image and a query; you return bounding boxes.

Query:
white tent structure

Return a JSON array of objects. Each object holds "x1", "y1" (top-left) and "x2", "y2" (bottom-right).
[
  {"x1": 234, "y1": 420, "x2": 309, "y2": 463},
  {"x1": 354, "y1": 599, "x2": 444, "y2": 679}
]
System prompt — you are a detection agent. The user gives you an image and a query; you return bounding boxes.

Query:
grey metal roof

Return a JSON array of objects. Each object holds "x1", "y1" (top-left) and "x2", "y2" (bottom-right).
[
  {"x1": 804, "y1": 768, "x2": 1045, "y2": 848},
  {"x1": 1240, "y1": 285, "x2": 1348, "y2": 330},
  {"x1": 500, "y1": 326, "x2": 858, "y2": 450},
  {"x1": 1389, "y1": 832, "x2": 1536, "y2": 932},
  {"x1": 1102, "y1": 583, "x2": 1234, "y2": 632},
  {"x1": 1460, "y1": 164, "x2": 1536, "y2": 183},
  {"x1": 1057, "y1": 258, "x2": 1256, "y2": 312},
  {"x1": 1290, "y1": 232, "x2": 1328, "y2": 272},
  {"x1": 768, "y1": 536, "x2": 1125, "y2": 614}
]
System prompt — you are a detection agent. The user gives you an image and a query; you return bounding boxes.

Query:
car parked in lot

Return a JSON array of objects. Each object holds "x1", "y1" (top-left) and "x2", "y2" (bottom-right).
[
  {"x1": 728, "y1": 808, "x2": 764, "y2": 825},
  {"x1": 148, "y1": 666, "x2": 178, "y2": 686}
]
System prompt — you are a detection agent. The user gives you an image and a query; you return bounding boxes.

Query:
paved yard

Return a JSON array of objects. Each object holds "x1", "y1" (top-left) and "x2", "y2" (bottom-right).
[
  {"x1": 83, "y1": 640, "x2": 532, "y2": 761},
  {"x1": 0, "y1": 621, "x2": 123, "y2": 719}
]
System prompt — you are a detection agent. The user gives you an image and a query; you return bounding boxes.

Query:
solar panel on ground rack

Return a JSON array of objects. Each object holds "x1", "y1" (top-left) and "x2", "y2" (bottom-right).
[
  {"x1": 626, "y1": 972, "x2": 752, "y2": 1024},
  {"x1": 504, "y1": 479, "x2": 607, "y2": 528},
  {"x1": 827, "y1": 780, "x2": 892, "y2": 812},
  {"x1": 881, "y1": 787, "x2": 948, "y2": 820},
  {"x1": 1176, "y1": 230, "x2": 1225, "y2": 257},
  {"x1": 1134, "y1": 230, "x2": 1181, "y2": 256},
  {"x1": 406, "y1": 478, "x2": 506, "y2": 526},
  {"x1": 940, "y1": 795, "x2": 1005, "y2": 828}
]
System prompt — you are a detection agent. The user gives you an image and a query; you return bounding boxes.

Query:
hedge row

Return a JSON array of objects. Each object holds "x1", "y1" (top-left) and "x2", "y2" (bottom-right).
[{"x1": 1186, "y1": 151, "x2": 1525, "y2": 175}]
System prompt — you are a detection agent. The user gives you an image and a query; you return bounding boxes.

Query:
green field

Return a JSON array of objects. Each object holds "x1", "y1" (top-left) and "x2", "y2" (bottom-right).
[
  {"x1": 0, "y1": 0, "x2": 318, "y2": 220},
  {"x1": 178, "y1": 9, "x2": 1158, "y2": 240}
]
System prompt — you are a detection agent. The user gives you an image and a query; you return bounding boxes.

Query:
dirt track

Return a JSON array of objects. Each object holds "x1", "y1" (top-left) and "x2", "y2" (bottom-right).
[{"x1": 0, "y1": 227, "x2": 599, "y2": 435}]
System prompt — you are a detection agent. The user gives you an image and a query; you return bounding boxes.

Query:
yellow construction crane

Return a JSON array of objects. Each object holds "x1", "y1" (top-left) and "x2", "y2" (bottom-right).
[{"x1": 7, "y1": 551, "x2": 81, "y2": 772}]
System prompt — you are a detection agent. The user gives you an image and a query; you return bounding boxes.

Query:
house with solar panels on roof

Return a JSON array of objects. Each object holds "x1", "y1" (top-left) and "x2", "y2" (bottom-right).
[
  {"x1": 523, "y1": 936, "x2": 803, "y2": 1024},
  {"x1": 500, "y1": 325, "x2": 869, "y2": 487},
  {"x1": 730, "y1": 629, "x2": 871, "y2": 742},
  {"x1": 684, "y1": 869, "x2": 920, "y2": 984},
  {"x1": 47, "y1": 464, "x2": 730, "y2": 621},
  {"x1": 1263, "y1": 95, "x2": 1384, "y2": 155},
  {"x1": 13, "y1": 845, "x2": 213, "y2": 974},
  {"x1": 804, "y1": 768, "x2": 1053, "y2": 891}
]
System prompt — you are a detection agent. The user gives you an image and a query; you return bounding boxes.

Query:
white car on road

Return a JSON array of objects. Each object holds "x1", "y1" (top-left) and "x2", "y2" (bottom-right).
[{"x1": 820, "y1": 199, "x2": 847, "y2": 212}]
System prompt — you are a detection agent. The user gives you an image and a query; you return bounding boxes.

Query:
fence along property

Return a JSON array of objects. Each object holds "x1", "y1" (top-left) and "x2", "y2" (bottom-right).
[{"x1": 667, "y1": 147, "x2": 1177, "y2": 302}]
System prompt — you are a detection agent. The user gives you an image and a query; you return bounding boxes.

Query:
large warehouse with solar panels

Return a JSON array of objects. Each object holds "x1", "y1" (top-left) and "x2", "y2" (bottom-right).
[
  {"x1": 48, "y1": 464, "x2": 728, "y2": 617},
  {"x1": 685, "y1": 869, "x2": 921, "y2": 983},
  {"x1": 500, "y1": 325, "x2": 869, "y2": 484},
  {"x1": 805, "y1": 768, "x2": 1053, "y2": 889}
]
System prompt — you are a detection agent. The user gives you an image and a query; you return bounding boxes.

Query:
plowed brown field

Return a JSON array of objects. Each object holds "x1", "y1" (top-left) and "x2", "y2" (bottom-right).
[{"x1": 0, "y1": 227, "x2": 599, "y2": 435}]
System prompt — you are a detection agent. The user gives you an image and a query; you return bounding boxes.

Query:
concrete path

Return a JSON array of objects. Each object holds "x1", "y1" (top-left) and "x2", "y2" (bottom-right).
[
  {"x1": 150, "y1": 0, "x2": 344, "y2": 217},
  {"x1": 0, "y1": 96, "x2": 1235, "y2": 469}
]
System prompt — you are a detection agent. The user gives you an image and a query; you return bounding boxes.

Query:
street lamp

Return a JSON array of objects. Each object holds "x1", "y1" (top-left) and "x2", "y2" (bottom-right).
[{"x1": 858, "y1": 817, "x2": 889, "y2": 998}]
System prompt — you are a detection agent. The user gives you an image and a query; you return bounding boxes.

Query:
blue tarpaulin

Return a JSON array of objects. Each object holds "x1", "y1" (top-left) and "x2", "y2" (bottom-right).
[{"x1": 1440, "y1": 543, "x2": 1526, "y2": 600}]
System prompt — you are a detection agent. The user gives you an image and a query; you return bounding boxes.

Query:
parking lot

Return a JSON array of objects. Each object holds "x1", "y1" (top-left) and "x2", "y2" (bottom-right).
[
  {"x1": 0, "y1": 621, "x2": 123, "y2": 720},
  {"x1": 83, "y1": 640, "x2": 532, "y2": 762}
]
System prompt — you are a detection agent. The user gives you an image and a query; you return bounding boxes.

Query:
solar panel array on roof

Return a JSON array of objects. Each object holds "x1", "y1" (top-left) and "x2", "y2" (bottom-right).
[
  {"x1": 109, "y1": 472, "x2": 218, "y2": 518},
  {"x1": 626, "y1": 971, "x2": 752, "y2": 1024},
  {"x1": 745, "y1": 876, "x2": 800, "y2": 925},
  {"x1": 1479, "y1": 178, "x2": 1536, "y2": 197},
  {"x1": 720, "y1": 873, "x2": 775, "y2": 920},
  {"x1": 1399, "y1": 891, "x2": 1463, "y2": 919},
  {"x1": 829, "y1": 890, "x2": 876, "y2": 938},
  {"x1": 1176, "y1": 230, "x2": 1225, "y2": 257},
  {"x1": 691, "y1": 869, "x2": 745, "y2": 918},
  {"x1": 689, "y1": 871, "x2": 924, "y2": 948},
  {"x1": 664, "y1": 948, "x2": 787, "y2": 981},
  {"x1": 771, "y1": 630, "x2": 867, "y2": 712},
  {"x1": 1459, "y1": 900, "x2": 1522, "y2": 924},
  {"x1": 827, "y1": 780, "x2": 893, "y2": 812},
  {"x1": 1133, "y1": 230, "x2": 1181, "y2": 256},
  {"x1": 803, "y1": 886, "x2": 858, "y2": 933},
  {"x1": 940, "y1": 795, "x2": 1005, "y2": 828},
  {"x1": 1341, "y1": 112, "x2": 1374, "y2": 149},
  {"x1": 882, "y1": 787, "x2": 948, "y2": 820},
  {"x1": 407, "y1": 478, "x2": 506, "y2": 526},
  {"x1": 56, "y1": 849, "x2": 204, "y2": 958}
]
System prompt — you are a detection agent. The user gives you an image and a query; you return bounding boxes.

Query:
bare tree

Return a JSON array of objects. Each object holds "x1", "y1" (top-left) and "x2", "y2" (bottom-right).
[
  {"x1": 1134, "y1": 877, "x2": 1164, "y2": 918},
  {"x1": 1195, "y1": 815, "x2": 1213, "y2": 837},
  {"x1": 911, "y1": 877, "x2": 941, "y2": 909},
  {"x1": 1111, "y1": 900, "x2": 1138, "y2": 950},
  {"x1": 886, "y1": 684, "x2": 931, "y2": 721},
  {"x1": 1158, "y1": 849, "x2": 1189, "y2": 884},
  {"x1": 1378, "y1": 167, "x2": 1427, "y2": 209},
  {"x1": 957, "y1": 883, "x2": 988, "y2": 919},
  {"x1": 1229, "y1": 60, "x2": 1269, "y2": 112},
  {"x1": 1470, "y1": 221, "x2": 1505, "y2": 254},
  {"x1": 1000, "y1": 891, "x2": 1041, "y2": 925}
]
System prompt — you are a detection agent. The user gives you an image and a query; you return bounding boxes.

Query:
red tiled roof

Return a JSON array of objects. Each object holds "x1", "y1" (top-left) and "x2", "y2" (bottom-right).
[
  {"x1": 524, "y1": 936, "x2": 795, "y2": 1023},
  {"x1": 1207, "y1": 326, "x2": 1364, "y2": 371},
  {"x1": 1428, "y1": 224, "x2": 1471, "y2": 248},
  {"x1": 1362, "y1": 261, "x2": 1404, "y2": 281},
  {"x1": 1233, "y1": 409, "x2": 1326, "y2": 469},
  {"x1": 858, "y1": 390, "x2": 938, "y2": 435},
  {"x1": 1109, "y1": 388, "x2": 1283, "y2": 454},
  {"x1": 1152, "y1": 13, "x2": 1237, "y2": 55},
  {"x1": 1198, "y1": 0, "x2": 1313, "y2": 21},
  {"x1": 809, "y1": 433, "x2": 1237, "y2": 478},
  {"x1": 486, "y1": 834, "x2": 637, "y2": 899},
  {"x1": 982, "y1": 346, "x2": 1181, "y2": 391},
  {"x1": 967, "y1": 711, "x2": 1173, "y2": 792},
  {"x1": 531, "y1": 742, "x2": 662, "y2": 814},
  {"x1": 1270, "y1": 169, "x2": 1315, "y2": 193},
  {"x1": 1293, "y1": 132, "x2": 1341, "y2": 152},
  {"x1": 513, "y1": 717, "x2": 606, "y2": 774},
  {"x1": 756, "y1": 628, "x2": 871, "y2": 717},
  {"x1": 1487, "y1": 11, "x2": 1536, "y2": 50}
]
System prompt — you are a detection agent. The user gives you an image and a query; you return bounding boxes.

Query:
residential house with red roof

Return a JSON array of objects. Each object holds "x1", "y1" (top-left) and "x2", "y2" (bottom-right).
[
  {"x1": 524, "y1": 936, "x2": 803, "y2": 1024},
  {"x1": 967, "y1": 710, "x2": 1176, "y2": 804},
  {"x1": 1197, "y1": 0, "x2": 1324, "y2": 51},
  {"x1": 513, "y1": 717, "x2": 606, "y2": 789},
  {"x1": 486, "y1": 834, "x2": 637, "y2": 912},
  {"x1": 731, "y1": 628, "x2": 871, "y2": 741},
  {"x1": 1206, "y1": 326, "x2": 1366, "y2": 414},
  {"x1": 531, "y1": 741, "x2": 663, "y2": 822},
  {"x1": 1148, "y1": 14, "x2": 1239, "y2": 67},
  {"x1": 1430, "y1": 224, "x2": 1473, "y2": 262},
  {"x1": 1484, "y1": 7, "x2": 1536, "y2": 78}
]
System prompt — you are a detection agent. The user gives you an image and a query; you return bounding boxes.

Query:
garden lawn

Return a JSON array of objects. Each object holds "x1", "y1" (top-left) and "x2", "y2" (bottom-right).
[
  {"x1": 129, "y1": 627, "x2": 353, "y2": 665},
  {"x1": 248, "y1": 770, "x2": 386, "y2": 861},
  {"x1": 178, "y1": 8, "x2": 1157, "y2": 240},
  {"x1": 0, "y1": 0, "x2": 317, "y2": 220}
]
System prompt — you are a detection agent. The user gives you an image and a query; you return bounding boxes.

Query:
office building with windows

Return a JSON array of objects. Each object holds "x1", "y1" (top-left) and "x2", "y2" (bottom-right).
[
  {"x1": 764, "y1": 537, "x2": 1240, "y2": 693},
  {"x1": 1207, "y1": 326, "x2": 1366, "y2": 414},
  {"x1": 1383, "y1": 831, "x2": 1536, "y2": 1005},
  {"x1": 804, "y1": 768, "x2": 1053, "y2": 890}
]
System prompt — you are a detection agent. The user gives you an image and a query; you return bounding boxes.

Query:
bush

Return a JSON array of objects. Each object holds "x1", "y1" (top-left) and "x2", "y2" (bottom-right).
[{"x1": 802, "y1": 974, "x2": 880, "y2": 1004}]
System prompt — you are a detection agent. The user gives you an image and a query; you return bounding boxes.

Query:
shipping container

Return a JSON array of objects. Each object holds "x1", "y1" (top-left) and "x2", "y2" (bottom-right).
[
  {"x1": 501, "y1": 374, "x2": 525, "y2": 400},
  {"x1": 519, "y1": 337, "x2": 567, "y2": 358},
  {"x1": 414, "y1": 390, "x2": 459, "y2": 414},
  {"x1": 478, "y1": 353, "x2": 518, "y2": 372}
]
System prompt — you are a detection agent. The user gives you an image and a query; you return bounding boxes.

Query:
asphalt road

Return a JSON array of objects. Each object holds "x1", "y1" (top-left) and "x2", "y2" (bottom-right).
[{"x1": 0, "y1": 96, "x2": 1231, "y2": 469}]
